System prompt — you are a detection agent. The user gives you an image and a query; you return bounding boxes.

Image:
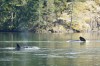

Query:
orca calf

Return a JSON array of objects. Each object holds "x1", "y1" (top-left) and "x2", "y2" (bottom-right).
[
  {"x1": 79, "y1": 36, "x2": 86, "y2": 42},
  {"x1": 15, "y1": 43, "x2": 21, "y2": 50}
]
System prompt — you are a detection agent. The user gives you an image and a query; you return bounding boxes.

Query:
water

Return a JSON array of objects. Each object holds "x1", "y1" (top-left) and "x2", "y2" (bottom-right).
[{"x1": 0, "y1": 32, "x2": 100, "y2": 66}]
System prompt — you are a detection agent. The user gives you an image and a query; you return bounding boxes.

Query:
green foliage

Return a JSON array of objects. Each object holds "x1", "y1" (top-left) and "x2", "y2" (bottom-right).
[
  {"x1": 0, "y1": 0, "x2": 90, "y2": 32},
  {"x1": 0, "y1": 0, "x2": 39, "y2": 31},
  {"x1": 75, "y1": 0, "x2": 87, "y2": 2}
]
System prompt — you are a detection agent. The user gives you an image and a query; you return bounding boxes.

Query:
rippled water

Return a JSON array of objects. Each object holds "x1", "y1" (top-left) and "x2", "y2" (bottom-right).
[{"x1": 0, "y1": 32, "x2": 100, "y2": 66}]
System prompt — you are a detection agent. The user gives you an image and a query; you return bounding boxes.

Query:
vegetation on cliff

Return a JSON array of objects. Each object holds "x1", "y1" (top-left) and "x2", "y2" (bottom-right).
[{"x1": 0, "y1": 0, "x2": 100, "y2": 33}]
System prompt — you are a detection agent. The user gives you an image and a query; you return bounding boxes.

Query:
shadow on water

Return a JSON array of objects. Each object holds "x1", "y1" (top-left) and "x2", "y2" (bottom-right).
[{"x1": 80, "y1": 42, "x2": 86, "y2": 45}]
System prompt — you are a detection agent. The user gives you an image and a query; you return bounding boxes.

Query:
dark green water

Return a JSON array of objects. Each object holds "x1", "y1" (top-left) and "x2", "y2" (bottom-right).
[{"x1": 0, "y1": 32, "x2": 100, "y2": 66}]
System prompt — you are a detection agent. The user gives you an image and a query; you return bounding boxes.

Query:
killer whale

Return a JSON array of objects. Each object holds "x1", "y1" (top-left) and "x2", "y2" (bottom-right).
[
  {"x1": 66, "y1": 36, "x2": 86, "y2": 42},
  {"x1": 15, "y1": 43, "x2": 40, "y2": 51}
]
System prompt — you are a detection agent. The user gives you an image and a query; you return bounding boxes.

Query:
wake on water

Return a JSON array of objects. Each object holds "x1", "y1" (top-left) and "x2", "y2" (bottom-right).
[
  {"x1": 0, "y1": 39, "x2": 100, "y2": 43},
  {"x1": 0, "y1": 46, "x2": 40, "y2": 51},
  {"x1": 66, "y1": 40, "x2": 97, "y2": 42}
]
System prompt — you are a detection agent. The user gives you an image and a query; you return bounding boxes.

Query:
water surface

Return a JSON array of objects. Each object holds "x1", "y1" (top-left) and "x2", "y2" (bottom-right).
[{"x1": 0, "y1": 32, "x2": 100, "y2": 66}]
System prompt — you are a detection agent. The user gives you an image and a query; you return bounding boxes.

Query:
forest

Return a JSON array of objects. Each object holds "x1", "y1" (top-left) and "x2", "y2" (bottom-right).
[{"x1": 0, "y1": 0, "x2": 100, "y2": 33}]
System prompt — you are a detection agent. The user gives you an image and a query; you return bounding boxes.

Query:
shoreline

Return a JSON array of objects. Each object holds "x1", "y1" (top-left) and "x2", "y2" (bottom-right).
[{"x1": 0, "y1": 30, "x2": 99, "y2": 33}]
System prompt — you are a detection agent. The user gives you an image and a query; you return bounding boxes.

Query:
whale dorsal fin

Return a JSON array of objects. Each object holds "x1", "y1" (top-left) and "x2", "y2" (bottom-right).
[
  {"x1": 16, "y1": 43, "x2": 21, "y2": 50},
  {"x1": 79, "y1": 36, "x2": 86, "y2": 42}
]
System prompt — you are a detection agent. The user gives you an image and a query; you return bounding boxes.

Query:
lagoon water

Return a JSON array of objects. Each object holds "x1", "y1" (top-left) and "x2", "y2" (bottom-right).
[{"x1": 0, "y1": 32, "x2": 100, "y2": 66}]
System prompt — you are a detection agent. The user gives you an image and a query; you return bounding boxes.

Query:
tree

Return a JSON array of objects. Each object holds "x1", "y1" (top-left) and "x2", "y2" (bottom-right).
[{"x1": 0, "y1": 0, "x2": 40, "y2": 31}]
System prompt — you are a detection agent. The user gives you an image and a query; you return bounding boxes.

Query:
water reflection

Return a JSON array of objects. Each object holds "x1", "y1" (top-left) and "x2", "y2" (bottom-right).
[{"x1": 0, "y1": 32, "x2": 100, "y2": 66}]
